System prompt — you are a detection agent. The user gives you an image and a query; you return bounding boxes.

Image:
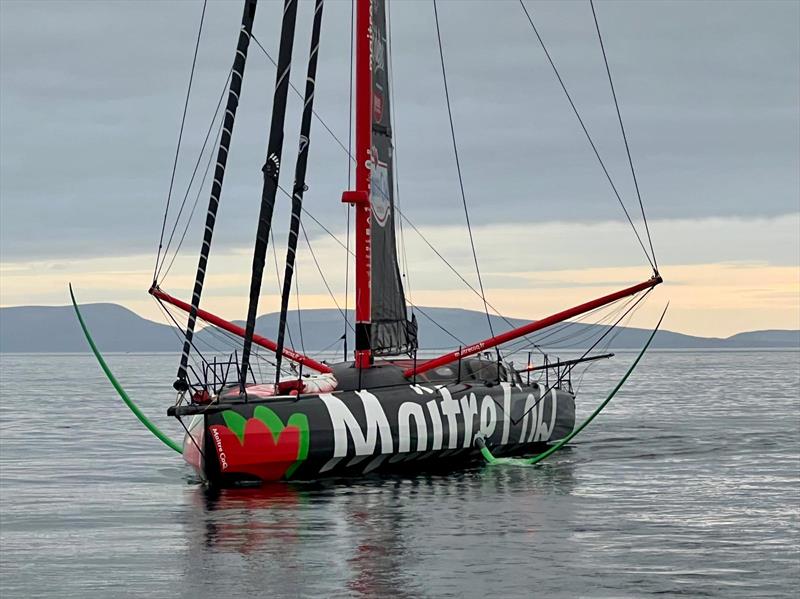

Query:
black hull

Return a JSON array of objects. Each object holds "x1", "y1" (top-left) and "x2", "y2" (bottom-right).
[{"x1": 177, "y1": 363, "x2": 575, "y2": 486}]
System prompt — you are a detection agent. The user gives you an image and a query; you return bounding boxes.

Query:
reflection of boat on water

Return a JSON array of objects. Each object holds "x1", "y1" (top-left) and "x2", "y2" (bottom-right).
[
  {"x1": 188, "y1": 481, "x2": 413, "y2": 595},
  {"x1": 184, "y1": 464, "x2": 579, "y2": 595},
  {"x1": 197, "y1": 484, "x2": 303, "y2": 554},
  {"x1": 73, "y1": 0, "x2": 662, "y2": 486}
]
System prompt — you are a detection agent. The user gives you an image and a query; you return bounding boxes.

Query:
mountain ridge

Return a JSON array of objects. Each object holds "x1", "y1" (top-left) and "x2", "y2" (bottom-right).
[{"x1": 0, "y1": 303, "x2": 798, "y2": 353}]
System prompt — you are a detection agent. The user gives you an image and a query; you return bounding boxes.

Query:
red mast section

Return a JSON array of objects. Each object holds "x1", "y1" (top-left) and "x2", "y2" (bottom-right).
[
  {"x1": 404, "y1": 274, "x2": 662, "y2": 378},
  {"x1": 150, "y1": 287, "x2": 332, "y2": 375},
  {"x1": 342, "y1": 0, "x2": 373, "y2": 369}
]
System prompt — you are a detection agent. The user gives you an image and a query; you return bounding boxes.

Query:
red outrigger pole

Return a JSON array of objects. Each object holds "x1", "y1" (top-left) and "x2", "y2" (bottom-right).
[
  {"x1": 341, "y1": 0, "x2": 373, "y2": 369},
  {"x1": 149, "y1": 286, "x2": 333, "y2": 375},
  {"x1": 404, "y1": 274, "x2": 662, "y2": 378}
]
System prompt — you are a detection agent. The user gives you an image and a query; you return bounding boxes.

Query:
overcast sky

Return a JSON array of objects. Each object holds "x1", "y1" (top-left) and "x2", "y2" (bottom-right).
[{"x1": 1, "y1": 0, "x2": 798, "y2": 337}]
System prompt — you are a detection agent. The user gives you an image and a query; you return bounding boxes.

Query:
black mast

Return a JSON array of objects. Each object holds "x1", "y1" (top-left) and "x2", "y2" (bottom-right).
[
  {"x1": 239, "y1": 0, "x2": 299, "y2": 392},
  {"x1": 165, "y1": 0, "x2": 258, "y2": 392},
  {"x1": 273, "y1": 0, "x2": 325, "y2": 385}
]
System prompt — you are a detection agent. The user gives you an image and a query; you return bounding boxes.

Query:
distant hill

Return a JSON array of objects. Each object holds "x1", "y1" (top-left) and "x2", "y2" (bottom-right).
[{"x1": 0, "y1": 303, "x2": 797, "y2": 353}]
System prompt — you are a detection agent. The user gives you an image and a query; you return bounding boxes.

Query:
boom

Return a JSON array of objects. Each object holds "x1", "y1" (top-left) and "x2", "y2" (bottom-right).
[
  {"x1": 150, "y1": 286, "x2": 332, "y2": 374},
  {"x1": 404, "y1": 275, "x2": 662, "y2": 378}
]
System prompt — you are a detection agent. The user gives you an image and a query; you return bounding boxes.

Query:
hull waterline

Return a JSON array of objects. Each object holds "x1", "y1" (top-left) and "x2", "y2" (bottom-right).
[{"x1": 174, "y1": 363, "x2": 575, "y2": 486}]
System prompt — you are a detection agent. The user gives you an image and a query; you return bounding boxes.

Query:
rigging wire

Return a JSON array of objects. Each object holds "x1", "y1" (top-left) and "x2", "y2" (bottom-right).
[
  {"x1": 152, "y1": 2, "x2": 659, "y2": 368},
  {"x1": 251, "y1": 17, "x2": 529, "y2": 348},
  {"x1": 524, "y1": 293, "x2": 639, "y2": 349},
  {"x1": 309, "y1": 334, "x2": 348, "y2": 359},
  {"x1": 589, "y1": 0, "x2": 658, "y2": 271},
  {"x1": 270, "y1": 228, "x2": 295, "y2": 351},
  {"x1": 406, "y1": 301, "x2": 466, "y2": 346},
  {"x1": 492, "y1": 293, "x2": 632, "y2": 358},
  {"x1": 294, "y1": 260, "x2": 306, "y2": 359},
  {"x1": 394, "y1": 204, "x2": 545, "y2": 355},
  {"x1": 154, "y1": 296, "x2": 216, "y2": 377},
  {"x1": 300, "y1": 221, "x2": 355, "y2": 330},
  {"x1": 158, "y1": 295, "x2": 296, "y2": 378},
  {"x1": 159, "y1": 103, "x2": 226, "y2": 282},
  {"x1": 154, "y1": 0, "x2": 208, "y2": 284},
  {"x1": 251, "y1": 34, "x2": 354, "y2": 162},
  {"x1": 508, "y1": 288, "x2": 653, "y2": 425},
  {"x1": 517, "y1": 0, "x2": 656, "y2": 272},
  {"x1": 154, "y1": 300, "x2": 207, "y2": 377},
  {"x1": 569, "y1": 287, "x2": 650, "y2": 396},
  {"x1": 301, "y1": 205, "x2": 352, "y2": 253},
  {"x1": 432, "y1": 0, "x2": 496, "y2": 341},
  {"x1": 156, "y1": 70, "x2": 231, "y2": 283},
  {"x1": 462, "y1": 293, "x2": 642, "y2": 392}
]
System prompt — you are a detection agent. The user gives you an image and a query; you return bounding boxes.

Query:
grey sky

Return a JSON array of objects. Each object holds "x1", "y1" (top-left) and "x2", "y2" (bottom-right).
[{"x1": 1, "y1": 0, "x2": 798, "y2": 266}]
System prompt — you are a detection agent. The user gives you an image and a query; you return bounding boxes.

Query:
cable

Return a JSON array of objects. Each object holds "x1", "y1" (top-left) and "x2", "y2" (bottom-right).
[
  {"x1": 406, "y1": 301, "x2": 466, "y2": 346},
  {"x1": 432, "y1": 0, "x2": 496, "y2": 340},
  {"x1": 159, "y1": 102, "x2": 226, "y2": 282},
  {"x1": 395, "y1": 205, "x2": 544, "y2": 354},
  {"x1": 301, "y1": 205, "x2": 352, "y2": 254},
  {"x1": 517, "y1": 0, "x2": 656, "y2": 272},
  {"x1": 251, "y1": 33, "x2": 354, "y2": 162},
  {"x1": 294, "y1": 260, "x2": 306, "y2": 358},
  {"x1": 590, "y1": 0, "x2": 657, "y2": 271},
  {"x1": 154, "y1": 0, "x2": 208, "y2": 283},
  {"x1": 300, "y1": 221, "x2": 354, "y2": 330}
]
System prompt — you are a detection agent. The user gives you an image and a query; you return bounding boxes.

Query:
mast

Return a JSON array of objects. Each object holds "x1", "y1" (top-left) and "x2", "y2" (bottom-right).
[
  {"x1": 168, "y1": 0, "x2": 258, "y2": 392},
  {"x1": 274, "y1": 0, "x2": 325, "y2": 384},
  {"x1": 341, "y1": 0, "x2": 373, "y2": 369},
  {"x1": 239, "y1": 0, "x2": 299, "y2": 392}
]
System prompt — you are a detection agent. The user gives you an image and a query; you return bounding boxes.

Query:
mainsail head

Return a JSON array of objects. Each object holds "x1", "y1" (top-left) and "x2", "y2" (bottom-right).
[{"x1": 369, "y1": 0, "x2": 417, "y2": 356}]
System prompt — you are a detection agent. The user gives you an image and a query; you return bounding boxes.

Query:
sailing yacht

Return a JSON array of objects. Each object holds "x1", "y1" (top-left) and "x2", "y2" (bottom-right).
[{"x1": 72, "y1": 0, "x2": 662, "y2": 485}]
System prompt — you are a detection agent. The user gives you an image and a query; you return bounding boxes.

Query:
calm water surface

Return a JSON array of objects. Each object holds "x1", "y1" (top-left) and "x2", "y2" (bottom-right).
[{"x1": 1, "y1": 350, "x2": 798, "y2": 598}]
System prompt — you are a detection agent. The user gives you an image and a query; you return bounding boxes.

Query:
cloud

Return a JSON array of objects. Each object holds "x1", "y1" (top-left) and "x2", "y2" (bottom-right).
[
  {"x1": 2, "y1": 214, "x2": 797, "y2": 338},
  {"x1": 1, "y1": 0, "x2": 799, "y2": 265}
]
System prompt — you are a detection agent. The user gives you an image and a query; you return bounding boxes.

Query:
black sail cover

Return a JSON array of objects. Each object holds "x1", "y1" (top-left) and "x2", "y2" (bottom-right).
[{"x1": 370, "y1": 0, "x2": 417, "y2": 356}]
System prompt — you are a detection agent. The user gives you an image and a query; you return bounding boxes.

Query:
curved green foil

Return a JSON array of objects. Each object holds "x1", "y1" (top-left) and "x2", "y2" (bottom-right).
[
  {"x1": 69, "y1": 284, "x2": 183, "y2": 454},
  {"x1": 480, "y1": 304, "x2": 667, "y2": 467}
]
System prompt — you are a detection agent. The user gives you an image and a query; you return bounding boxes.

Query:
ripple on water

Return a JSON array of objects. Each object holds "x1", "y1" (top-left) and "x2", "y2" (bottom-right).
[{"x1": 0, "y1": 350, "x2": 798, "y2": 598}]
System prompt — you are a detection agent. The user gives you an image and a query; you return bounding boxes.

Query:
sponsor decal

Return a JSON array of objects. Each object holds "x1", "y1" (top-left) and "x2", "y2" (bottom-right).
[
  {"x1": 370, "y1": 160, "x2": 391, "y2": 226},
  {"x1": 209, "y1": 406, "x2": 309, "y2": 480},
  {"x1": 373, "y1": 89, "x2": 384, "y2": 123},
  {"x1": 211, "y1": 427, "x2": 227, "y2": 470},
  {"x1": 373, "y1": 33, "x2": 385, "y2": 74},
  {"x1": 321, "y1": 383, "x2": 561, "y2": 460}
]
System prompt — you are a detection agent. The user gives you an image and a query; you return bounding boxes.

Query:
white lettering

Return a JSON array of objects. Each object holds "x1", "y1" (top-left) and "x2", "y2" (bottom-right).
[
  {"x1": 480, "y1": 395, "x2": 497, "y2": 438},
  {"x1": 211, "y1": 427, "x2": 227, "y2": 470},
  {"x1": 439, "y1": 388, "x2": 462, "y2": 449},
  {"x1": 520, "y1": 393, "x2": 539, "y2": 443},
  {"x1": 320, "y1": 391, "x2": 394, "y2": 457},
  {"x1": 535, "y1": 389, "x2": 558, "y2": 442},
  {"x1": 426, "y1": 399, "x2": 443, "y2": 450},
  {"x1": 459, "y1": 392, "x2": 479, "y2": 448},
  {"x1": 398, "y1": 402, "x2": 428, "y2": 452},
  {"x1": 500, "y1": 382, "x2": 512, "y2": 444}
]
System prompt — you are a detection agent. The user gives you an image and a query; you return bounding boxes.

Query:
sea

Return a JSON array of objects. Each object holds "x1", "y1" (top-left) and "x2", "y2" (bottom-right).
[{"x1": 0, "y1": 350, "x2": 798, "y2": 598}]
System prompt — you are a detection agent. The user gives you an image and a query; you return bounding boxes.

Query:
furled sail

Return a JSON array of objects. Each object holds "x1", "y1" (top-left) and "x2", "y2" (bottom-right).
[{"x1": 369, "y1": 0, "x2": 417, "y2": 356}]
